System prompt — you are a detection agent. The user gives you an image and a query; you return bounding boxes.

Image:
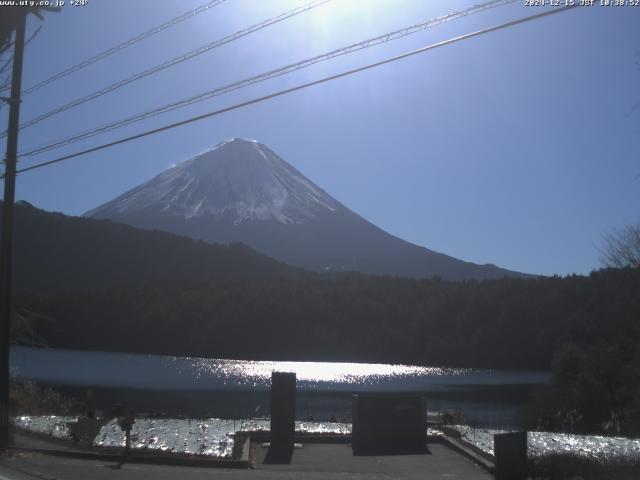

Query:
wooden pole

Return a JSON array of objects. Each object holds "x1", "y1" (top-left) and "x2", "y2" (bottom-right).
[{"x1": 0, "y1": 8, "x2": 27, "y2": 451}]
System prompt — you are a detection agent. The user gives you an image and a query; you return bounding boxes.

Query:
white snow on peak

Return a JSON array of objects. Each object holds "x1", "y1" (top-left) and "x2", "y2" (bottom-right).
[{"x1": 86, "y1": 138, "x2": 341, "y2": 225}]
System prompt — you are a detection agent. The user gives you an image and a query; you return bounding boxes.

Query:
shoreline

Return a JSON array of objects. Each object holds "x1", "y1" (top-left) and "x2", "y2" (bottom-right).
[{"x1": 26, "y1": 382, "x2": 539, "y2": 429}]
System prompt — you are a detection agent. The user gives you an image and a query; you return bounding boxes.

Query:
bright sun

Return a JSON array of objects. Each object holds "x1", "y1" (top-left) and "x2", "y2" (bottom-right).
[{"x1": 309, "y1": 0, "x2": 376, "y2": 37}]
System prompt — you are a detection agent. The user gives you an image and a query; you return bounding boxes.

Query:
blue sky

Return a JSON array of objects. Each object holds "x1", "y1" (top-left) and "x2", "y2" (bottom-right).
[{"x1": 1, "y1": 0, "x2": 639, "y2": 276}]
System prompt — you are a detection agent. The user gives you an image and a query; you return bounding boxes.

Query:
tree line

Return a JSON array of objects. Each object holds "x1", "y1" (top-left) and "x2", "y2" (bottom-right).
[{"x1": 13, "y1": 266, "x2": 640, "y2": 433}]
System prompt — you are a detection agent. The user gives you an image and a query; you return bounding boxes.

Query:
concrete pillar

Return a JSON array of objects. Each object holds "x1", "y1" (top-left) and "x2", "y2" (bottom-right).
[
  {"x1": 494, "y1": 431, "x2": 527, "y2": 480},
  {"x1": 352, "y1": 394, "x2": 427, "y2": 455},
  {"x1": 264, "y1": 371, "x2": 296, "y2": 464}
]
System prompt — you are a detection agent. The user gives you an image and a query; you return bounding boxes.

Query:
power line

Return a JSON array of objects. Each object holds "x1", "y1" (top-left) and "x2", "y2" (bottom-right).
[
  {"x1": 0, "y1": 0, "x2": 229, "y2": 96},
  {"x1": 1, "y1": 24, "x2": 43, "y2": 94},
  {"x1": 12, "y1": 5, "x2": 577, "y2": 177},
  {"x1": 0, "y1": 26, "x2": 42, "y2": 78},
  {"x1": 0, "y1": 25, "x2": 41, "y2": 111},
  {"x1": 19, "y1": 0, "x2": 518, "y2": 159},
  {"x1": 2, "y1": 0, "x2": 332, "y2": 138}
]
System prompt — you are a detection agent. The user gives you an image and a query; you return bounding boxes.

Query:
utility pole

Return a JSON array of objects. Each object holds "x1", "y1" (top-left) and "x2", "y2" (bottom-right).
[{"x1": 0, "y1": 8, "x2": 27, "y2": 451}]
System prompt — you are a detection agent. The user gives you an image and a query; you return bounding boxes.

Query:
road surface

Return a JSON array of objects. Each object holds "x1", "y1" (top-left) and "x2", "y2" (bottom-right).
[{"x1": 0, "y1": 443, "x2": 492, "y2": 479}]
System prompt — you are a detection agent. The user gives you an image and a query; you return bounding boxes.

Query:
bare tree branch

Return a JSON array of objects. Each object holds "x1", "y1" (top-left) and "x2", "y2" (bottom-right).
[{"x1": 601, "y1": 222, "x2": 640, "y2": 268}]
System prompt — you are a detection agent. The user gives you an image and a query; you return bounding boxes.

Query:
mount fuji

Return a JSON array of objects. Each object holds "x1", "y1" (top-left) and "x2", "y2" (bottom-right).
[{"x1": 85, "y1": 138, "x2": 528, "y2": 280}]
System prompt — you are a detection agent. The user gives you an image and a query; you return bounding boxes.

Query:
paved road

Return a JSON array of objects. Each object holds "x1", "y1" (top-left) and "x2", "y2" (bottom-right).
[
  {"x1": 0, "y1": 443, "x2": 492, "y2": 479},
  {"x1": 253, "y1": 443, "x2": 492, "y2": 479}
]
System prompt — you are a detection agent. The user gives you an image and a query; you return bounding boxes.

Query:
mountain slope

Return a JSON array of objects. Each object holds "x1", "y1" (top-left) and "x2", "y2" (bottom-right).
[
  {"x1": 86, "y1": 138, "x2": 529, "y2": 280},
  {"x1": 4, "y1": 201, "x2": 297, "y2": 290}
]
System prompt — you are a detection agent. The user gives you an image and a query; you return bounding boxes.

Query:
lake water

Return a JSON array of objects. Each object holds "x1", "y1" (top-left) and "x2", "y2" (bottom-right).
[{"x1": 11, "y1": 346, "x2": 550, "y2": 428}]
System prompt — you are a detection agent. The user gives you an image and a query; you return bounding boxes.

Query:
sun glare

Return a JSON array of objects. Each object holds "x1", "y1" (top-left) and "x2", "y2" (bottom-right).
[{"x1": 310, "y1": 0, "x2": 376, "y2": 40}]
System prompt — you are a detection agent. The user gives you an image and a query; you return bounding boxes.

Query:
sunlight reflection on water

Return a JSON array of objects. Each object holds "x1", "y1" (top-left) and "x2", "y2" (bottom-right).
[
  {"x1": 11, "y1": 346, "x2": 548, "y2": 392},
  {"x1": 182, "y1": 357, "x2": 470, "y2": 386}
]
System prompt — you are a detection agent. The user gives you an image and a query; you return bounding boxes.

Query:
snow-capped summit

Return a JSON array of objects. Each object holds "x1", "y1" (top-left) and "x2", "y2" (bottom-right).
[
  {"x1": 85, "y1": 138, "x2": 340, "y2": 225},
  {"x1": 86, "y1": 138, "x2": 530, "y2": 280}
]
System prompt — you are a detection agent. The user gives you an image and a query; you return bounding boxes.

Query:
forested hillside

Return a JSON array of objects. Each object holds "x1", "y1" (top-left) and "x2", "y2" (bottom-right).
[
  {"x1": 15, "y1": 267, "x2": 639, "y2": 371},
  {"x1": 6, "y1": 201, "x2": 639, "y2": 433},
  {"x1": 3, "y1": 201, "x2": 298, "y2": 290}
]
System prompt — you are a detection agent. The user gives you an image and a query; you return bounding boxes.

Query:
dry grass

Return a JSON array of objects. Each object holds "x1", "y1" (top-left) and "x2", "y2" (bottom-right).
[{"x1": 9, "y1": 379, "x2": 76, "y2": 416}]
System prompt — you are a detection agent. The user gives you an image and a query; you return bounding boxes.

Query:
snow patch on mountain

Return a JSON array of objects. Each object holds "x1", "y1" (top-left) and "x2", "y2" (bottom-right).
[{"x1": 86, "y1": 138, "x2": 341, "y2": 225}]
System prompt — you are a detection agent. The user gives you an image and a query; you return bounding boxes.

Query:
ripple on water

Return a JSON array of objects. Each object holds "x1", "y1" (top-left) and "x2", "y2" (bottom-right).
[{"x1": 179, "y1": 356, "x2": 473, "y2": 388}]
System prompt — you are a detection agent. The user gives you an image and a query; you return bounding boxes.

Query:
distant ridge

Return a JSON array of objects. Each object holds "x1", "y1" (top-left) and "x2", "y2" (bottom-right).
[
  {"x1": 86, "y1": 138, "x2": 531, "y2": 280},
  {"x1": 4, "y1": 200, "x2": 297, "y2": 290}
]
